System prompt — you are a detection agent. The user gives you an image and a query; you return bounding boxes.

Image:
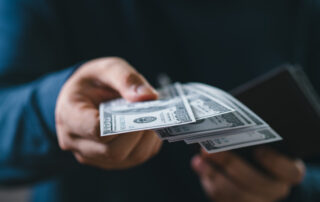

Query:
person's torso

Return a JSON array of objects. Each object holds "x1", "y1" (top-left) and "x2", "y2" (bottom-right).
[{"x1": 30, "y1": 1, "x2": 319, "y2": 202}]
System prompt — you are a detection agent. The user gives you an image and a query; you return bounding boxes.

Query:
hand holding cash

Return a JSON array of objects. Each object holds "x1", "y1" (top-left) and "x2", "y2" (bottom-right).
[
  {"x1": 100, "y1": 82, "x2": 282, "y2": 153},
  {"x1": 55, "y1": 57, "x2": 162, "y2": 170}
]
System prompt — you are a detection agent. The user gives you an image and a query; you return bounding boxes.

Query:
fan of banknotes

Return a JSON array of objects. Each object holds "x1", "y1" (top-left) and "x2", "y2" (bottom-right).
[{"x1": 99, "y1": 83, "x2": 282, "y2": 153}]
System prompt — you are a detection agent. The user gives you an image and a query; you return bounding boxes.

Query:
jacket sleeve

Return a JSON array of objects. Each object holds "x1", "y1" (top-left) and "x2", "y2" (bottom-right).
[
  {"x1": 0, "y1": 68, "x2": 79, "y2": 185},
  {"x1": 0, "y1": 0, "x2": 80, "y2": 185}
]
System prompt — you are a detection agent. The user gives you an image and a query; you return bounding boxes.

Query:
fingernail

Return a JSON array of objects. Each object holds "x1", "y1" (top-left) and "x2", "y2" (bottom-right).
[{"x1": 136, "y1": 85, "x2": 157, "y2": 96}]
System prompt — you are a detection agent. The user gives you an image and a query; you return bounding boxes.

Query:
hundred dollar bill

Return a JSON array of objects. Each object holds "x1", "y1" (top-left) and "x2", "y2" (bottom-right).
[
  {"x1": 186, "y1": 83, "x2": 263, "y2": 126},
  {"x1": 157, "y1": 85, "x2": 251, "y2": 141},
  {"x1": 182, "y1": 85, "x2": 234, "y2": 120},
  {"x1": 157, "y1": 111, "x2": 250, "y2": 142},
  {"x1": 200, "y1": 128, "x2": 282, "y2": 153},
  {"x1": 186, "y1": 83, "x2": 255, "y2": 125},
  {"x1": 185, "y1": 125, "x2": 270, "y2": 144},
  {"x1": 183, "y1": 83, "x2": 268, "y2": 144},
  {"x1": 100, "y1": 83, "x2": 195, "y2": 136}
]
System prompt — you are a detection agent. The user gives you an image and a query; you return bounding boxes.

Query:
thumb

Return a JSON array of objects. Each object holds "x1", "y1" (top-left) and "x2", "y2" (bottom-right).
[{"x1": 85, "y1": 57, "x2": 158, "y2": 102}]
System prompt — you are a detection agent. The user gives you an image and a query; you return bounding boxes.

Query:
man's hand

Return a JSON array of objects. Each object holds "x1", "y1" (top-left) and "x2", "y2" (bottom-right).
[
  {"x1": 192, "y1": 148, "x2": 305, "y2": 202},
  {"x1": 55, "y1": 57, "x2": 162, "y2": 170}
]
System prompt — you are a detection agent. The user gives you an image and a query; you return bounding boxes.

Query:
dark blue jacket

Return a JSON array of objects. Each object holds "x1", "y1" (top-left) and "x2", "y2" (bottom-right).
[{"x1": 0, "y1": 0, "x2": 319, "y2": 201}]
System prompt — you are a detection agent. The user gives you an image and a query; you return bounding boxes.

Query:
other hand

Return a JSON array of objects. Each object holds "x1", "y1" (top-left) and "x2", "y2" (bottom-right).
[{"x1": 192, "y1": 148, "x2": 305, "y2": 202}]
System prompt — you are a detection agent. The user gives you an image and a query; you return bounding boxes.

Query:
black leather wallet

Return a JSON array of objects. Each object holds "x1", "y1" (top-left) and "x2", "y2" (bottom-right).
[{"x1": 231, "y1": 64, "x2": 320, "y2": 158}]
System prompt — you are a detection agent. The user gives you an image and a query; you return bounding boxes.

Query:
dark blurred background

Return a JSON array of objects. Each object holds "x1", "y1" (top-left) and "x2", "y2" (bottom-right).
[{"x1": 0, "y1": 186, "x2": 30, "y2": 202}]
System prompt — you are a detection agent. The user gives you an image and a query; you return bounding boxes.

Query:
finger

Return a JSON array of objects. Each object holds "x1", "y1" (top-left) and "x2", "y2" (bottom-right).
[
  {"x1": 192, "y1": 155, "x2": 217, "y2": 179},
  {"x1": 78, "y1": 86, "x2": 120, "y2": 107},
  {"x1": 73, "y1": 152, "x2": 108, "y2": 168},
  {"x1": 107, "y1": 131, "x2": 144, "y2": 162},
  {"x1": 126, "y1": 130, "x2": 161, "y2": 165},
  {"x1": 83, "y1": 57, "x2": 158, "y2": 102},
  {"x1": 73, "y1": 152, "x2": 126, "y2": 170},
  {"x1": 64, "y1": 105, "x2": 118, "y2": 142},
  {"x1": 57, "y1": 125, "x2": 101, "y2": 153},
  {"x1": 255, "y1": 148, "x2": 306, "y2": 184},
  {"x1": 73, "y1": 152, "x2": 114, "y2": 170},
  {"x1": 202, "y1": 176, "x2": 266, "y2": 202},
  {"x1": 74, "y1": 152, "x2": 93, "y2": 166},
  {"x1": 97, "y1": 131, "x2": 161, "y2": 170},
  {"x1": 68, "y1": 106, "x2": 101, "y2": 139},
  {"x1": 60, "y1": 134, "x2": 109, "y2": 160},
  {"x1": 202, "y1": 151, "x2": 290, "y2": 200},
  {"x1": 99, "y1": 134, "x2": 118, "y2": 143},
  {"x1": 61, "y1": 100, "x2": 120, "y2": 142},
  {"x1": 151, "y1": 135, "x2": 163, "y2": 156},
  {"x1": 193, "y1": 158, "x2": 266, "y2": 202},
  {"x1": 56, "y1": 86, "x2": 106, "y2": 141}
]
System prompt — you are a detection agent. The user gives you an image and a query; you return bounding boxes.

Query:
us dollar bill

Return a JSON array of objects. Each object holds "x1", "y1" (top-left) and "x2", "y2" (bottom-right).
[
  {"x1": 185, "y1": 83, "x2": 281, "y2": 149},
  {"x1": 189, "y1": 83, "x2": 265, "y2": 124},
  {"x1": 157, "y1": 112, "x2": 251, "y2": 142},
  {"x1": 157, "y1": 85, "x2": 251, "y2": 141},
  {"x1": 100, "y1": 83, "x2": 195, "y2": 136},
  {"x1": 183, "y1": 83, "x2": 267, "y2": 144},
  {"x1": 200, "y1": 128, "x2": 282, "y2": 153},
  {"x1": 187, "y1": 83, "x2": 265, "y2": 126},
  {"x1": 183, "y1": 85, "x2": 234, "y2": 120}
]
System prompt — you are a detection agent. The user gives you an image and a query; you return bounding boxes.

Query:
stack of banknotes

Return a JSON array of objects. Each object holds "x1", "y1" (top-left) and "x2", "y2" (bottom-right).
[{"x1": 100, "y1": 83, "x2": 282, "y2": 153}]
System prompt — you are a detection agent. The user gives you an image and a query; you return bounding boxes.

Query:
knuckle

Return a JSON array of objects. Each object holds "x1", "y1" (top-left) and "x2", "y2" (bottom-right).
[
  {"x1": 106, "y1": 57, "x2": 126, "y2": 64},
  {"x1": 103, "y1": 57, "x2": 127, "y2": 70},
  {"x1": 83, "y1": 111, "x2": 100, "y2": 138},
  {"x1": 87, "y1": 122, "x2": 100, "y2": 138},
  {"x1": 58, "y1": 138, "x2": 69, "y2": 151},
  {"x1": 79, "y1": 158, "x2": 89, "y2": 165},
  {"x1": 100, "y1": 146, "x2": 111, "y2": 158},
  {"x1": 55, "y1": 110, "x2": 63, "y2": 126},
  {"x1": 75, "y1": 155, "x2": 87, "y2": 165},
  {"x1": 293, "y1": 160, "x2": 306, "y2": 183}
]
